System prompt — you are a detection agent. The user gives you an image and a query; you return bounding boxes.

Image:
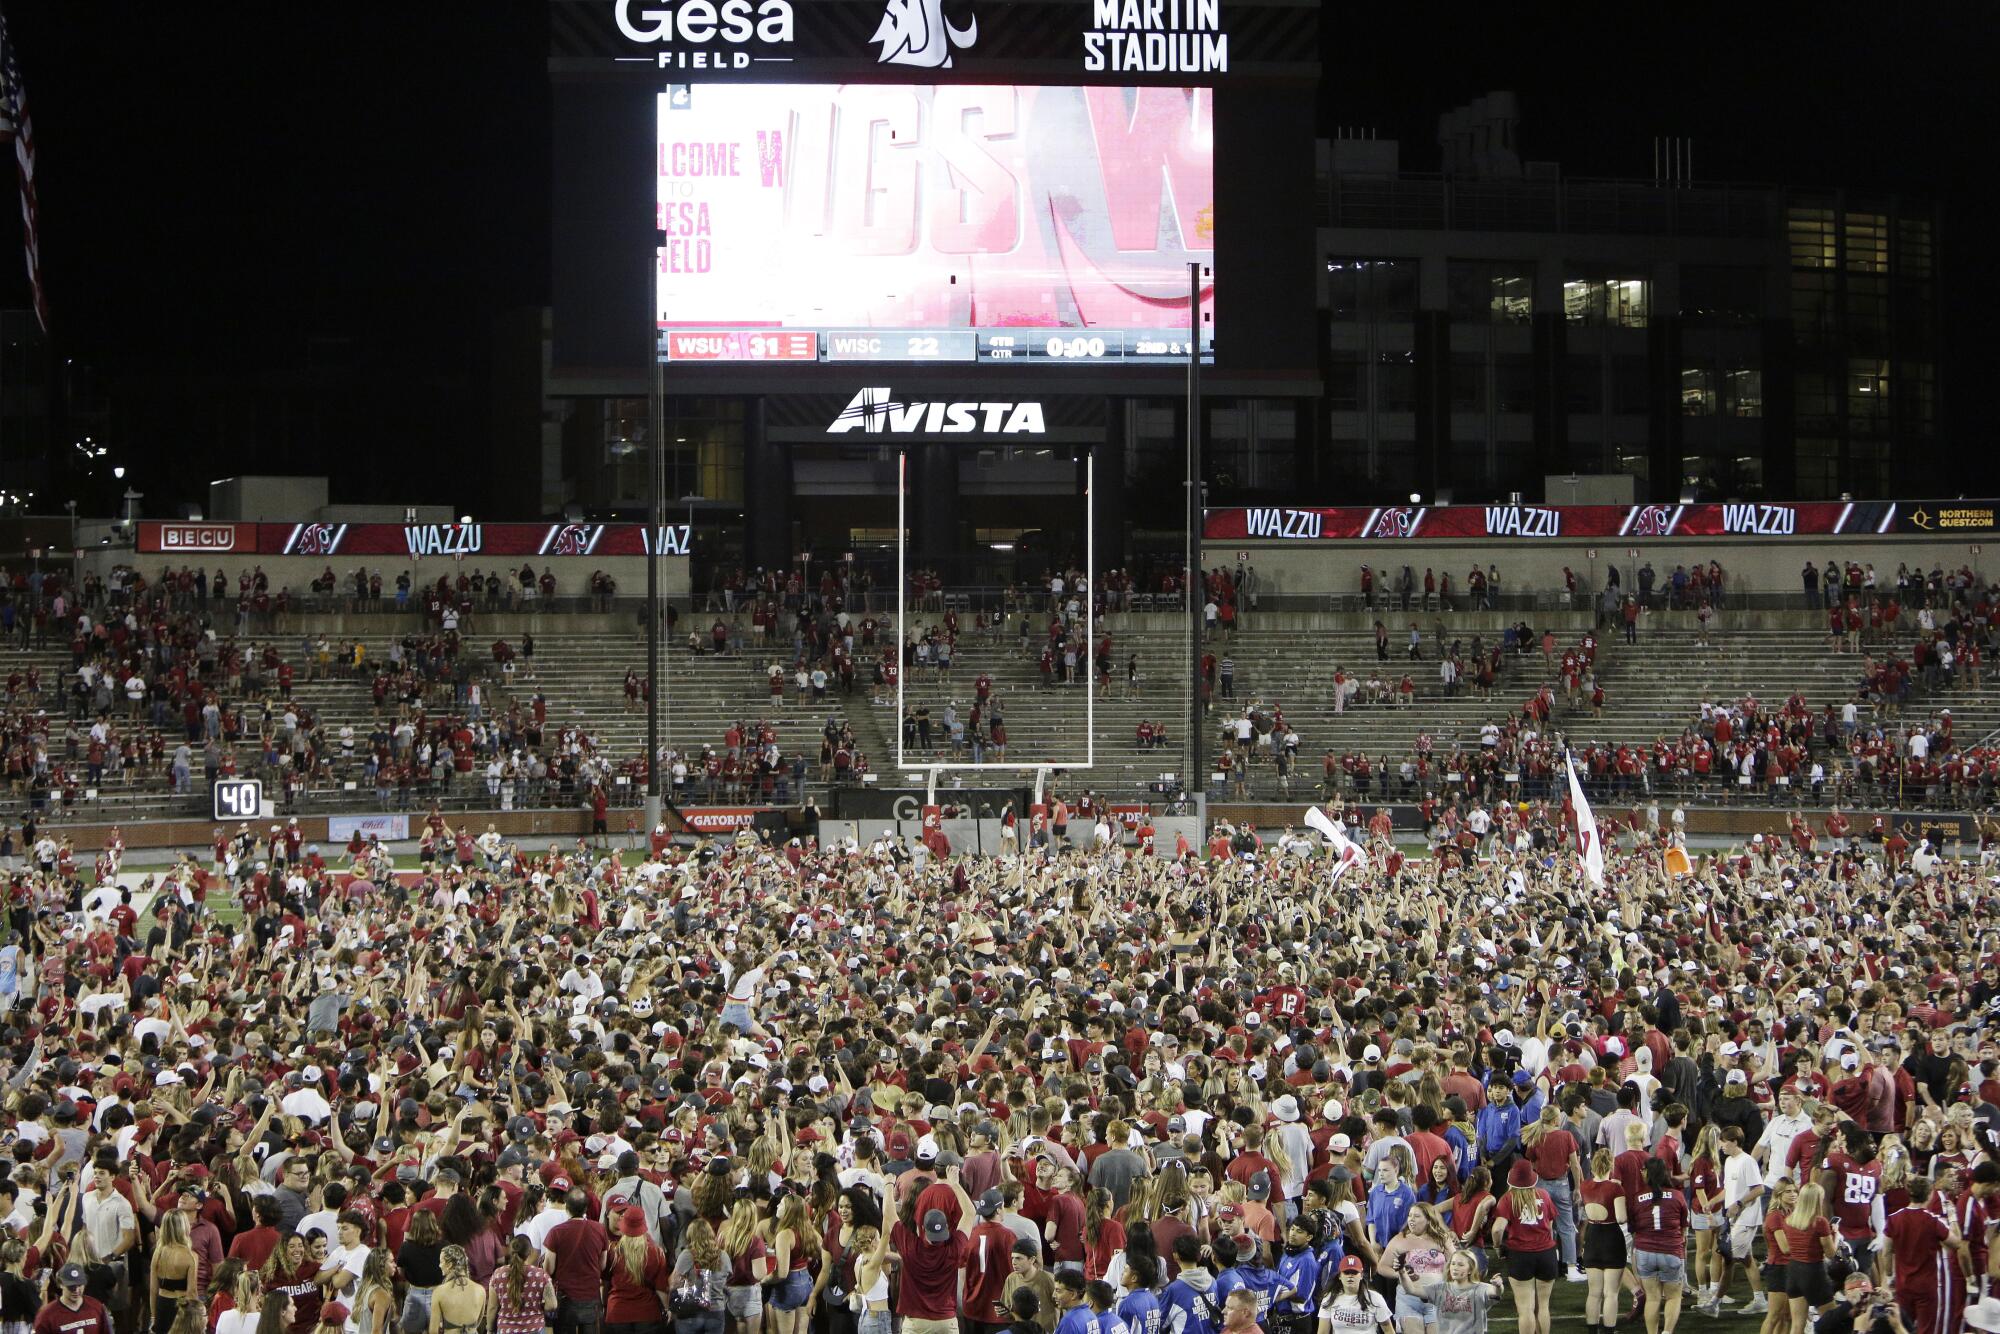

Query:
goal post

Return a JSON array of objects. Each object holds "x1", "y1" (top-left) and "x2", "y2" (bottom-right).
[{"x1": 895, "y1": 447, "x2": 1094, "y2": 779}]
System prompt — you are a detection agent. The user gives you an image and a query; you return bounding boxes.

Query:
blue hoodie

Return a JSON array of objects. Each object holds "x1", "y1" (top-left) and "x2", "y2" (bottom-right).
[
  {"x1": 1273, "y1": 1246, "x2": 1321, "y2": 1316},
  {"x1": 1162, "y1": 1268, "x2": 1221, "y2": 1334},
  {"x1": 1215, "y1": 1261, "x2": 1280, "y2": 1320},
  {"x1": 1119, "y1": 1288, "x2": 1163, "y2": 1334}
]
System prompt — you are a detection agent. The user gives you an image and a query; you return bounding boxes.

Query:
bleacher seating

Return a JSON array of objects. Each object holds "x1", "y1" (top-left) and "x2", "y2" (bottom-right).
[{"x1": 3, "y1": 606, "x2": 1992, "y2": 826}]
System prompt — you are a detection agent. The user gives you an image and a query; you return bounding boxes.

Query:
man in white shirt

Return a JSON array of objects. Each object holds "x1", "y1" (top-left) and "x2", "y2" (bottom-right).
[
  {"x1": 558, "y1": 954, "x2": 604, "y2": 1001},
  {"x1": 1754, "y1": 1088, "x2": 1812, "y2": 1186},
  {"x1": 281, "y1": 1066, "x2": 334, "y2": 1124},
  {"x1": 318, "y1": 1212, "x2": 370, "y2": 1299},
  {"x1": 1708, "y1": 1121, "x2": 1769, "y2": 1317},
  {"x1": 81, "y1": 1164, "x2": 138, "y2": 1265}
]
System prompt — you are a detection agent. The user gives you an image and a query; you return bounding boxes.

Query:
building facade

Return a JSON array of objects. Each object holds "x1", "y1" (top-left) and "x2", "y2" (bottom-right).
[{"x1": 1308, "y1": 128, "x2": 1941, "y2": 506}]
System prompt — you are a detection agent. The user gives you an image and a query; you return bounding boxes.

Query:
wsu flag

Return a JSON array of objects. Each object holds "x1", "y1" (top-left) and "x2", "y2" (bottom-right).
[
  {"x1": 1305, "y1": 805, "x2": 1367, "y2": 885},
  {"x1": 1564, "y1": 753, "x2": 1606, "y2": 889},
  {"x1": 0, "y1": 8, "x2": 44, "y2": 331}
]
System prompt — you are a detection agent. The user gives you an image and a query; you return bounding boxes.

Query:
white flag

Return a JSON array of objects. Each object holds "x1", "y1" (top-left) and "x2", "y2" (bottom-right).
[
  {"x1": 1305, "y1": 805, "x2": 1367, "y2": 885},
  {"x1": 1565, "y1": 752, "x2": 1605, "y2": 889}
]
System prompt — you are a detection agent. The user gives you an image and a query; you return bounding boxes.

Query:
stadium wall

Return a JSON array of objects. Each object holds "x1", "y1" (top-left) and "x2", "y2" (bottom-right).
[{"x1": 1202, "y1": 533, "x2": 1992, "y2": 600}]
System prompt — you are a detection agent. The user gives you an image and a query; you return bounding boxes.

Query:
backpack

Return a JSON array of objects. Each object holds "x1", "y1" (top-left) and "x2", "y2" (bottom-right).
[{"x1": 669, "y1": 1262, "x2": 722, "y2": 1318}]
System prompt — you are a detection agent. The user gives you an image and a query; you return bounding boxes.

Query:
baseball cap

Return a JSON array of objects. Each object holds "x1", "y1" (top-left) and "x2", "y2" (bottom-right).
[
  {"x1": 57, "y1": 1263, "x2": 86, "y2": 1288},
  {"x1": 976, "y1": 1188, "x2": 1003, "y2": 1218},
  {"x1": 922, "y1": 1208, "x2": 951, "y2": 1243},
  {"x1": 1726, "y1": 1070, "x2": 1748, "y2": 1086}
]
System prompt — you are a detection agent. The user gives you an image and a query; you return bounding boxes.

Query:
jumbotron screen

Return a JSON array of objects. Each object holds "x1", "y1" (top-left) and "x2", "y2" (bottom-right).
[{"x1": 654, "y1": 83, "x2": 1215, "y2": 366}]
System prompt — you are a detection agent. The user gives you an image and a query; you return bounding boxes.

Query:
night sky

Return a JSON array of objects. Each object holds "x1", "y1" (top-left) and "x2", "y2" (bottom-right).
[{"x1": 5, "y1": 2, "x2": 1996, "y2": 512}]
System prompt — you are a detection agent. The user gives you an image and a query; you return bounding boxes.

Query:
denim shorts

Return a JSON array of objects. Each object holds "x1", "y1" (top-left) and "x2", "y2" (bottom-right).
[
  {"x1": 725, "y1": 1286, "x2": 763, "y2": 1319},
  {"x1": 771, "y1": 1270, "x2": 813, "y2": 1311},
  {"x1": 1635, "y1": 1251, "x2": 1685, "y2": 1285},
  {"x1": 1394, "y1": 1292, "x2": 1439, "y2": 1324},
  {"x1": 720, "y1": 1002, "x2": 753, "y2": 1031}
]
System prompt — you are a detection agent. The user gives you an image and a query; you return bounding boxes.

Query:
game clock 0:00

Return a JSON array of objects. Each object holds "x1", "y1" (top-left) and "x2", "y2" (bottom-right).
[{"x1": 212, "y1": 778, "x2": 263, "y2": 822}]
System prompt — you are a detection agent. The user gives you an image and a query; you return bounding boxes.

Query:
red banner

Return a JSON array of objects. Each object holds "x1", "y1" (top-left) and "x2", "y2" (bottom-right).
[
  {"x1": 1203, "y1": 500, "x2": 1897, "y2": 542},
  {"x1": 137, "y1": 522, "x2": 692, "y2": 558}
]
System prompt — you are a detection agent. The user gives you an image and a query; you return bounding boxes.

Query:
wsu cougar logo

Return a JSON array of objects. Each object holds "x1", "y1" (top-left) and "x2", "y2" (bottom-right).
[
  {"x1": 871, "y1": 0, "x2": 976, "y2": 68},
  {"x1": 1368, "y1": 507, "x2": 1422, "y2": 539},
  {"x1": 539, "y1": 524, "x2": 604, "y2": 556},
  {"x1": 282, "y1": 522, "x2": 349, "y2": 556},
  {"x1": 1624, "y1": 504, "x2": 1681, "y2": 538}
]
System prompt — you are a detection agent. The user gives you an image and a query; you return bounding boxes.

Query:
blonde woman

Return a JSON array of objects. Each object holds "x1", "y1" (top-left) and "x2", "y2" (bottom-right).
[
  {"x1": 215, "y1": 1272, "x2": 264, "y2": 1334},
  {"x1": 767, "y1": 1194, "x2": 819, "y2": 1334},
  {"x1": 1687, "y1": 1124, "x2": 1725, "y2": 1306},
  {"x1": 152, "y1": 1208, "x2": 201, "y2": 1334},
  {"x1": 719, "y1": 1198, "x2": 772, "y2": 1334},
  {"x1": 668, "y1": 1221, "x2": 728, "y2": 1334},
  {"x1": 1772, "y1": 1183, "x2": 1834, "y2": 1334},
  {"x1": 352, "y1": 1251, "x2": 396, "y2": 1334},
  {"x1": 1576, "y1": 1149, "x2": 1627, "y2": 1334},
  {"x1": 1488, "y1": 1161, "x2": 1557, "y2": 1334},
  {"x1": 1375, "y1": 1204, "x2": 1453, "y2": 1334},
  {"x1": 429, "y1": 1246, "x2": 487, "y2": 1334},
  {"x1": 606, "y1": 1207, "x2": 669, "y2": 1332},
  {"x1": 850, "y1": 1224, "x2": 892, "y2": 1334}
]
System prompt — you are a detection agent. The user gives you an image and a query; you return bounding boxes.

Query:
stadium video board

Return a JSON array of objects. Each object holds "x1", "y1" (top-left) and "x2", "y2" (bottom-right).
[{"x1": 654, "y1": 82, "x2": 1215, "y2": 366}]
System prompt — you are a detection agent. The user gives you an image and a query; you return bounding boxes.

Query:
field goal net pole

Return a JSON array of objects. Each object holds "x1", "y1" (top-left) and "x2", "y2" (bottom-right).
[{"x1": 894, "y1": 448, "x2": 1094, "y2": 783}]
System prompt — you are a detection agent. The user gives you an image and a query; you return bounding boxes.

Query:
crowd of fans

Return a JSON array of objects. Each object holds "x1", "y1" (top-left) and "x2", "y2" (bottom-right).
[{"x1": 0, "y1": 795, "x2": 1987, "y2": 1334}]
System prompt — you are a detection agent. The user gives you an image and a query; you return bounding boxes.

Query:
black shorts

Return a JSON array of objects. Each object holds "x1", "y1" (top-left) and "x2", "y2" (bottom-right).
[
  {"x1": 1582, "y1": 1224, "x2": 1627, "y2": 1271},
  {"x1": 1507, "y1": 1248, "x2": 1561, "y2": 1283},
  {"x1": 1784, "y1": 1261, "x2": 1832, "y2": 1306}
]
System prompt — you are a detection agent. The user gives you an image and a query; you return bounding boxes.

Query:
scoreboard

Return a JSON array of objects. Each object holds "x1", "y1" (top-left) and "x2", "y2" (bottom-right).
[
  {"x1": 652, "y1": 82, "x2": 1215, "y2": 369},
  {"x1": 660, "y1": 328, "x2": 1204, "y2": 364}
]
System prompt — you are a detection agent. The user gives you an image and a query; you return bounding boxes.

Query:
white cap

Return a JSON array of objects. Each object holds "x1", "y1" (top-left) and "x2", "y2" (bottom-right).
[{"x1": 1362, "y1": 1043, "x2": 1382, "y2": 1062}]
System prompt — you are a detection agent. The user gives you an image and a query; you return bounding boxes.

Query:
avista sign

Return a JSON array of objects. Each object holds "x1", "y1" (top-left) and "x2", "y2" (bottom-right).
[{"x1": 827, "y1": 387, "x2": 1046, "y2": 436}]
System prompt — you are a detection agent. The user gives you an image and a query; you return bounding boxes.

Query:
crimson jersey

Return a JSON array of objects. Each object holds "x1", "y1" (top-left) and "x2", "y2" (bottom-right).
[
  {"x1": 1259, "y1": 985, "x2": 1307, "y2": 1021},
  {"x1": 1823, "y1": 1153, "x2": 1882, "y2": 1240},
  {"x1": 1881, "y1": 1207, "x2": 1950, "y2": 1297}
]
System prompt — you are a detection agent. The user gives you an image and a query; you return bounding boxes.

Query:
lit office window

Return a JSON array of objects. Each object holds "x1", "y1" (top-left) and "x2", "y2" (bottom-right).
[
  {"x1": 1681, "y1": 368, "x2": 1716, "y2": 416},
  {"x1": 1844, "y1": 213, "x2": 1888, "y2": 274},
  {"x1": 1563, "y1": 277, "x2": 1648, "y2": 328},
  {"x1": 1724, "y1": 368, "x2": 1763, "y2": 418},
  {"x1": 1848, "y1": 358, "x2": 1889, "y2": 425},
  {"x1": 1788, "y1": 208, "x2": 1836, "y2": 269},
  {"x1": 1447, "y1": 261, "x2": 1533, "y2": 324}
]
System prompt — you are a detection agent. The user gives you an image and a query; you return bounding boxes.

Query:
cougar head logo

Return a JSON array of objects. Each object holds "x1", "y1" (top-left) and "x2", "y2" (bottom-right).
[{"x1": 871, "y1": 0, "x2": 976, "y2": 68}]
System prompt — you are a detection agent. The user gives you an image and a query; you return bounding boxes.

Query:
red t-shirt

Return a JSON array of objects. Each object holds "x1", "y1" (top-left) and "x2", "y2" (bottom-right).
[
  {"x1": 32, "y1": 1297, "x2": 112, "y2": 1334},
  {"x1": 544, "y1": 1217, "x2": 611, "y2": 1301},
  {"x1": 892, "y1": 1221, "x2": 970, "y2": 1321},
  {"x1": 1495, "y1": 1189, "x2": 1556, "y2": 1252},
  {"x1": 1630, "y1": 1189, "x2": 1688, "y2": 1254},
  {"x1": 604, "y1": 1241, "x2": 670, "y2": 1324},
  {"x1": 1522, "y1": 1129, "x2": 1577, "y2": 1182},
  {"x1": 1775, "y1": 1213, "x2": 1831, "y2": 1264},
  {"x1": 1579, "y1": 1179, "x2": 1623, "y2": 1225},
  {"x1": 1882, "y1": 1208, "x2": 1951, "y2": 1298},
  {"x1": 963, "y1": 1221, "x2": 1019, "y2": 1324},
  {"x1": 1045, "y1": 1192, "x2": 1085, "y2": 1262}
]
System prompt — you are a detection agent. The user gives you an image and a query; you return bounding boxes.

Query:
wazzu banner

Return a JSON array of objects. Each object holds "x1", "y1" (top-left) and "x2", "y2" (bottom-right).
[
  {"x1": 1203, "y1": 499, "x2": 2000, "y2": 542},
  {"x1": 137, "y1": 522, "x2": 693, "y2": 559}
]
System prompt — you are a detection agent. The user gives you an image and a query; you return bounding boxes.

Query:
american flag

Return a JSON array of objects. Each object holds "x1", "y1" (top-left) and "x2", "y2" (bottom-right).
[{"x1": 0, "y1": 9, "x2": 45, "y2": 331}]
